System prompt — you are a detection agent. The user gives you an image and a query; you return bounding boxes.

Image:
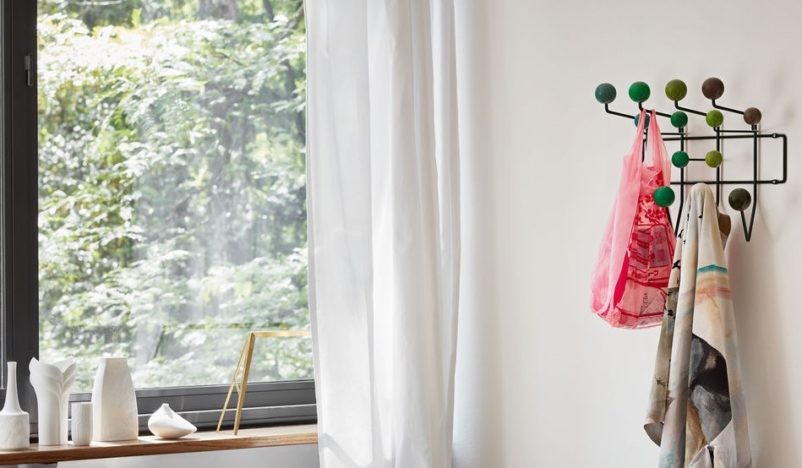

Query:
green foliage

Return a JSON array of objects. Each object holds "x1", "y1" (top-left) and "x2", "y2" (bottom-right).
[{"x1": 37, "y1": 0, "x2": 310, "y2": 391}]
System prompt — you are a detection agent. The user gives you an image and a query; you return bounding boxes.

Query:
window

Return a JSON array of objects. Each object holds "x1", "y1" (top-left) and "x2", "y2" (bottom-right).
[{"x1": 2, "y1": 0, "x2": 314, "y2": 430}]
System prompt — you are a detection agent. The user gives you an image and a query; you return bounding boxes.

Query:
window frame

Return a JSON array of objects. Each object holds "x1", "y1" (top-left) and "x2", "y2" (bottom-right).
[{"x1": 1, "y1": 1, "x2": 316, "y2": 435}]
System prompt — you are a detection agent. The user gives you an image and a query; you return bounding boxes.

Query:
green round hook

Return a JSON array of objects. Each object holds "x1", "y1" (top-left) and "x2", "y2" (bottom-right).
[
  {"x1": 670, "y1": 111, "x2": 688, "y2": 128},
  {"x1": 705, "y1": 150, "x2": 723, "y2": 168},
  {"x1": 665, "y1": 79, "x2": 687, "y2": 101},
  {"x1": 671, "y1": 151, "x2": 689, "y2": 168},
  {"x1": 653, "y1": 186, "x2": 675, "y2": 207},
  {"x1": 628, "y1": 81, "x2": 651, "y2": 103},
  {"x1": 706, "y1": 110, "x2": 724, "y2": 128},
  {"x1": 634, "y1": 113, "x2": 651, "y2": 127},
  {"x1": 595, "y1": 83, "x2": 617, "y2": 104}
]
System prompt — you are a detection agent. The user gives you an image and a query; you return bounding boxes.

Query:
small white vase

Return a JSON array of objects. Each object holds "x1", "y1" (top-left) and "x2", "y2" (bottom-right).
[
  {"x1": 0, "y1": 362, "x2": 30, "y2": 450},
  {"x1": 91, "y1": 357, "x2": 138, "y2": 442},
  {"x1": 147, "y1": 403, "x2": 196, "y2": 439},
  {"x1": 29, "y1": 358, "x2": 76, "y2": 446},
  {"x1": 71, "y1": 402, "x2": 93, "y2": 446}
]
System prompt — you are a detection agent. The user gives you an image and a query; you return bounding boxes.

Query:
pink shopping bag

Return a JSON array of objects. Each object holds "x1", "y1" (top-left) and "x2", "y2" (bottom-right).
[{"x1": 590, "y1": 109, "x2": 675, "y2": 328}]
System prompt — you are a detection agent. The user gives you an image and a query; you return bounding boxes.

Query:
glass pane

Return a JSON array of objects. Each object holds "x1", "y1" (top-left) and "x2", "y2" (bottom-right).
[{"x1": 38, "y1": 0, "x2": 309, "y2": 392}]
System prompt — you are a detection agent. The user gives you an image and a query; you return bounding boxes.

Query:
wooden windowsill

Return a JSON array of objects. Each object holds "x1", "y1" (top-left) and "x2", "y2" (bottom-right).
[{"x1": 0, "y1": 424, "x2": 317, "y2": 466}]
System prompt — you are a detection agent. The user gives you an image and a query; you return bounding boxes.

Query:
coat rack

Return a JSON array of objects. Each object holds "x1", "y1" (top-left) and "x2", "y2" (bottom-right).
[{"x1": 594, "y1": 77, "x2": 788, "y2": 241}]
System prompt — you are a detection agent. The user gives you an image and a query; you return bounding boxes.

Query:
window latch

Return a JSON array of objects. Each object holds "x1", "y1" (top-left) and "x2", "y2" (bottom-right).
[{"x1": 24, "y1": 54, "x2": 32, "y2": 87}]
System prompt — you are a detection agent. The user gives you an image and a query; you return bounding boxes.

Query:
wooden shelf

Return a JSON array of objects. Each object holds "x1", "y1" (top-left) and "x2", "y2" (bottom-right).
[{"x1": 0, "y1": 424, "x2": 317, "y2": 466}]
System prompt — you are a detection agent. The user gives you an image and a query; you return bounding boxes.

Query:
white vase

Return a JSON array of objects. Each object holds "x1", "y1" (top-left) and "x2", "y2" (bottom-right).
[
  {"x1": 70, "y1": 402, "x2": 93, "y2": 446},
  {"x1": 147, "y1": 403, "x2": 196, "y2": 439},
  {"x1": 91, "y1": 357, "x2": 138, "y2": 442},
  {"x1": 0, "y1": 362, "x2": 30, "y2": 450},
  {"x1": 29, "y1": 358, "x2": 76, "y2": 446}
]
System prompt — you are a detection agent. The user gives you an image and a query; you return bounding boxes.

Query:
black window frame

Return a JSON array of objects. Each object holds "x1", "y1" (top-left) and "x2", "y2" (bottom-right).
[{"x1": 0, "y1": 1, "x2": 315, "y2": 435}]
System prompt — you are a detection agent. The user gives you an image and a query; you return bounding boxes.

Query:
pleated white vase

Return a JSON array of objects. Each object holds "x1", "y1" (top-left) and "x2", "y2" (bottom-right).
[
  {"x1": 91, "y1": 357, "x2": 138, "y2": 442},
  {"x1": 29, "y1": 358, "x2": 76, "y2": 446},
  {"x1": 0, "y1": 362, "x2": 30, "y2": 450},
  {"x1": 70, "y1": 402, "x2": 93, "y2": 446}
]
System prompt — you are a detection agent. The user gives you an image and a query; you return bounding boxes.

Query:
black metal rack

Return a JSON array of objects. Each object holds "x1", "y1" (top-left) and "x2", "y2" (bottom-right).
[{"x1": 595, "y1": 77, "x2": 788, "y2": 241}]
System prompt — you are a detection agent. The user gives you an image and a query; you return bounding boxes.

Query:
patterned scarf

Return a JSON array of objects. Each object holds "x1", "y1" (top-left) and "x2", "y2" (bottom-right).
[{"x1": 644, "y1": 184, "x2": 751, "y2": 468}]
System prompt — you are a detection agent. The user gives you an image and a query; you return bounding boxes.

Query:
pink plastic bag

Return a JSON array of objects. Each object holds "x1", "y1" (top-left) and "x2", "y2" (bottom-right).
[{"x1": 591, "y1": 110, "x2": 675, "y2": 328}]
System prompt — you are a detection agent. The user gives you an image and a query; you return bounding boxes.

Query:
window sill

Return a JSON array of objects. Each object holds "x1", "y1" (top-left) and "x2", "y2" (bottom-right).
[{"x1": 0, "y1": 424, "x2": 318, "y2": 466}]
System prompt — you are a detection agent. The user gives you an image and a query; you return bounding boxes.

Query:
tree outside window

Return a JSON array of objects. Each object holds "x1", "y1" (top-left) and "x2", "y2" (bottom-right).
[{"x1": 37, "y1": 0, "x2": 310, "y2": 391}]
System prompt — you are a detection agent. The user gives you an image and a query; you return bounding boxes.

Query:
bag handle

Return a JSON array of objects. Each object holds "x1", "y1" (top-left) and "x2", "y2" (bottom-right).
[
  {"x1": 627, "y1": 109, "x2": 649, "y2": 159},
  {"x1": 645, "y1": 109, "x2": 671, "y2": 184},
  {"x1": 629, "y1": 109, "x2": 671, "y2": 184}
]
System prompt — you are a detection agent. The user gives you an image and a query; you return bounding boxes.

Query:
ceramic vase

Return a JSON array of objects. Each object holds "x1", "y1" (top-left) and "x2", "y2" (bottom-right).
[
  {"x1": 91, "y1": 357, "x2": 138, "y2": 442},
  {"x1": 29, "y1": 358, "x2": 76, "y2": 446},
  {"x1": 70, "y1": 402, "x2": 93, "y2": 446},
  {"x1": 147, "y1": 403, "x2": 196, "y2": 439},
  {"x1": 0, "y1": 362, "x2": 30, "y2": 450}
]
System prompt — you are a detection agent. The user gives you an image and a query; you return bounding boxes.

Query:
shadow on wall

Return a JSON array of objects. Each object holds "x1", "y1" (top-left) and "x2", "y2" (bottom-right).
[{"x1": 727, "y1": 223, "x2": 800, "y2": 466}]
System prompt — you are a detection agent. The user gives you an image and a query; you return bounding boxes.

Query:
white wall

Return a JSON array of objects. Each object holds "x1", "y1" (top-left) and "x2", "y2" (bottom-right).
[
  {"x1": 57, "y1": 444, "x2": 318, "y2": 468},
  {"x1": 454, "y1": 0, "x2": 802, "y2": 467}
]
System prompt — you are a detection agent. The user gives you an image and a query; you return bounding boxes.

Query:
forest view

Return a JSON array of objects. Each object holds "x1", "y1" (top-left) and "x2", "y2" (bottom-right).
[{"x1": 38, "y1": 0, "x2": 310, "y2": 391}]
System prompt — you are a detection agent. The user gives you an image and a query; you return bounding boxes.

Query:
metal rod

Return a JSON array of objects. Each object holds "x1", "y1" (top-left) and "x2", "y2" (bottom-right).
[
  {"x1": 742, "y1": 128, "x2": 759, "y2": 241},
  {"x1": 781, "y1": 133, "x2": 788, "y2": 183},
  {"x1": 671, "y1": 179, "x2": 783, "y2": 185},
  {"x1": 606, "y1": 103, "x2": 688, "y2": 136},
  {"x1": 639, "y1": 102, "x2": 672, "y2": 118},
  {"x1": 715, "y1": 128, "x2": 721, "y2": 205},
  {"x1": 712, "y1": 99, "x2": 745, "y2": 115},
  {"x1": 642, "y1": 120, "x2": 648, "y2": 162},
  {"x1": 674, "y1": 100, "x2": 707, "y2": 116},
  {"x1": 662, "y1": 133, "x2": 787, "y2": 186},
  {"x1": 661, "y1": 133, "x2": 785, "y2": 141},
  {"x1": 604, "y1": 103, "x2": 634, "y2": 119},
  {"x1": 674, "y1": 127, "x2": 686, "y2": 235}
]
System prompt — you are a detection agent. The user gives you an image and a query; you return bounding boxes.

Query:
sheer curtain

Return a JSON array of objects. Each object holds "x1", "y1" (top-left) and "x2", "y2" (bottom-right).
[{"x1": 305, "y1": 0, "x2": 461, "y2": 467}]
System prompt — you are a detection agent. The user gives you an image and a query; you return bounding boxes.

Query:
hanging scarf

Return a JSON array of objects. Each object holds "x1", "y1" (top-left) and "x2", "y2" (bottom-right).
[{"x1": 644, "y1": 184, "x2": 751, "y2": 468}]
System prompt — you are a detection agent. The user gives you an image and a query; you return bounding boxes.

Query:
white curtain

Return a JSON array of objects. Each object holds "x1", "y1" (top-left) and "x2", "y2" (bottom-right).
[{"x1": 305, "y1": 0, "x2": 461, "y2": 467}]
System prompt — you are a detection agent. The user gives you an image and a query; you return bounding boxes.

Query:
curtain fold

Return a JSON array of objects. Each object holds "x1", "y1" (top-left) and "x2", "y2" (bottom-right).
[{"x1": 306, "y1": 0, "x2": 461, "y2": 466}]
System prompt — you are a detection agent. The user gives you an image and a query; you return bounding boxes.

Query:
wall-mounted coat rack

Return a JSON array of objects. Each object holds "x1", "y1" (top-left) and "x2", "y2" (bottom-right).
[{"x1": 594, "y1": 77, "x2": 788, "y2": 242}]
